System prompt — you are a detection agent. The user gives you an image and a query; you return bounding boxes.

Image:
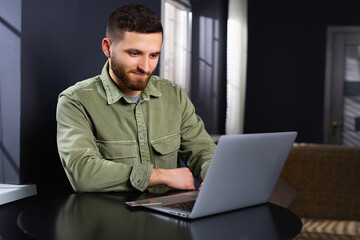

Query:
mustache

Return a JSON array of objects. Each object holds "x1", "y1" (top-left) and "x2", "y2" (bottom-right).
[{"x1": 131, "y1": 67, "x2": 151, "y2": 75}]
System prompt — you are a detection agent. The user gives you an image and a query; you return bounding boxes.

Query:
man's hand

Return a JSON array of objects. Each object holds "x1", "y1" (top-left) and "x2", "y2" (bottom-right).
[{"x1": 148, "y1": 168, "x2": 195, "y2": 190}]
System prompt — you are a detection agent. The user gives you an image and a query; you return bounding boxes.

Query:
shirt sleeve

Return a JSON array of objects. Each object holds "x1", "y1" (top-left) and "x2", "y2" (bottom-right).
[
  {"x1": 178, "y1": 90, "x2": 216, "y2": 181},
  {"x1": 56, "y1": 94, "x2": 152, "y2": 192}
]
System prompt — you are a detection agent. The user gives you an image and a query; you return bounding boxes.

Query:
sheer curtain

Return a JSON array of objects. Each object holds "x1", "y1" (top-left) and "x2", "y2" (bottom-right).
[{"x1": 226, "y1": 0, "x2": 248, "y2": 134}]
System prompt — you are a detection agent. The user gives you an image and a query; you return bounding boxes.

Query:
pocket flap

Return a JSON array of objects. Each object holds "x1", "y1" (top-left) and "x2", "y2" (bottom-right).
[
  {"x1": 150, "y1": 132, "x2": 180, "y2": 155},
  {"x1": 96, "y1": 140, "x2": 137, "y2": 159}
]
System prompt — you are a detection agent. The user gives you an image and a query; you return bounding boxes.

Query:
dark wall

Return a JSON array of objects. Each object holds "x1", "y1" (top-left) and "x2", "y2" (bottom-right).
[
  {"x1": 190, "y1": 0, "x2": 228, "y2": 135},
  {"x1": 20, "y1": 0, "x2": 161, "y2": 195},
  {"x1": 245, "y1": 0, "x2": 360, "y2": 143}
]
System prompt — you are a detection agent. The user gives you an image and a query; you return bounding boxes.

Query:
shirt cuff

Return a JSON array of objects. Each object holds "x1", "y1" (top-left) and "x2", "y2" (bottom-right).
[{"x1": 130, "y1": 161, "x2": 153, "y2": 191}]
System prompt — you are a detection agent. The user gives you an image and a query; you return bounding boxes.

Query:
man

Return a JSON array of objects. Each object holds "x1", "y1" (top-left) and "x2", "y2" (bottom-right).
[{"x1": 56, "y1": 4, "x2": 215, "y2": 192}]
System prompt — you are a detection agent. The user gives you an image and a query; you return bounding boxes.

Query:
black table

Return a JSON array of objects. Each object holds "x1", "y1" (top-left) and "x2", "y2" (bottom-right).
[{"x1": 1, "y1": 191, "x2": 302, "y2": 239}]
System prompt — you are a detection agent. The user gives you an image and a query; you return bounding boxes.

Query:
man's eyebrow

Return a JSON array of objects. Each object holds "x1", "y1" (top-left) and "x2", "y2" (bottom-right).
[
  {"x1": 124, "y1": 48, "x2": 142, "y2": 53},
  {"x1": 124, "y1": 49, "x2": 161, "y2": 55}
]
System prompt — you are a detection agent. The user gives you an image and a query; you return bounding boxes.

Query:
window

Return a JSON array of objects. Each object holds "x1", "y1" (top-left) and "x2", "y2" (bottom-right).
[
  {"x1": 161, "y1": 0, "x2": 192, "y2": 95},
  {"x1": 0, "y1": 2, "x2": 21, "y2": 184}
]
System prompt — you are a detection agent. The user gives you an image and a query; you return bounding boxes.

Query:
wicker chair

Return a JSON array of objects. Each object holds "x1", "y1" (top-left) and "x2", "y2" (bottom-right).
[{"x1": 279, "y1": 144, "x2": 360, "y2": 240}]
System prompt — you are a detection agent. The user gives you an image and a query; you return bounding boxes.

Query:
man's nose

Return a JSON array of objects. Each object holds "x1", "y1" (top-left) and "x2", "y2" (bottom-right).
[{"x1": 138, "y1": 56, "x2": 150, "y2": 73}]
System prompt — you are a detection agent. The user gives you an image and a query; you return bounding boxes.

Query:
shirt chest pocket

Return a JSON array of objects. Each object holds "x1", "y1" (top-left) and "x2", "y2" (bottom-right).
[
  {"x1": 96, "y1": 140, "x2": 138, "y2": 166},
  {"x1": 150, "y1": 132, "x2": 180, "y2": 169}
]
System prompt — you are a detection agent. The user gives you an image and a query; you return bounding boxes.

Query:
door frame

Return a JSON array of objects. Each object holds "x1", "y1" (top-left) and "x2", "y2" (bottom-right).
[{"x1": 323, "y1": 26, "x2": 360, "y2": 144}]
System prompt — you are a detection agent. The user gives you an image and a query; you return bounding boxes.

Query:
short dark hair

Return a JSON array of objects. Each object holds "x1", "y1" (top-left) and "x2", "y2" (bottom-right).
[{"x1": 106, "y1": 4, "x2": 163, "y2": 43}]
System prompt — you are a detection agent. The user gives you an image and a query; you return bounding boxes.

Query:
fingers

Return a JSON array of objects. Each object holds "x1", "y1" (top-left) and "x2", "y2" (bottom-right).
[{"x1": 198, "y1": 182, "x2": 203, "y2": 192}]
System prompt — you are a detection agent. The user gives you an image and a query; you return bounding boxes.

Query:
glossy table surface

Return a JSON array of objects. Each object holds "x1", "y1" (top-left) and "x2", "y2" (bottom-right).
[{"x1": 1, "y1": 190, "x2": 302, "y2": 240}]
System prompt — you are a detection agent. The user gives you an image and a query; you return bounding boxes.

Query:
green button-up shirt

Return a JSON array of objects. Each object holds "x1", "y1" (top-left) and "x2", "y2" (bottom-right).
[{"x1": 56, "y1": 61, "x2": 215, "y2": 192}]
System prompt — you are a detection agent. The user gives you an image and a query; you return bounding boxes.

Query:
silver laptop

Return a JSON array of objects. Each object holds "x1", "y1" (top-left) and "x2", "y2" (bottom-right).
[{"x1": 126, "y1": 131, "x2": 297, "y2": 219}]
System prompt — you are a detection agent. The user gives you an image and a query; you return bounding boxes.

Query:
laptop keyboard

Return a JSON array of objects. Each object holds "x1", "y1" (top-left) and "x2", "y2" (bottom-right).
[{"x1": 163, "y1": 200, "x2": 196, "y2": 212}]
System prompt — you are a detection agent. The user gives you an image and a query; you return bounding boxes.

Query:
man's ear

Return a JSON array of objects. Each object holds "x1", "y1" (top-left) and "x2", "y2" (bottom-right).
[{"x1": 102, "y1": 38, "x2": 111, "y2": 58}]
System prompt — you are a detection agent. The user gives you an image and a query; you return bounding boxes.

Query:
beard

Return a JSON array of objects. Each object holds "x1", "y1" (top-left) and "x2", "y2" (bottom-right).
[{"x1": 110, "y1": 56, "x2": 153, "y2": 92}]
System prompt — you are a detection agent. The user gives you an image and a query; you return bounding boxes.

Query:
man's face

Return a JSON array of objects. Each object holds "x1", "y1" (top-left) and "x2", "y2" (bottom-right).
[{"x1": 107, "y1": 31, "x2": 162, "y2": 97}]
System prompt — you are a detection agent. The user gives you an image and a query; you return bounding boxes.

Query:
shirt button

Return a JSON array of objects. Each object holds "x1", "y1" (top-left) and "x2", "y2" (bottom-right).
[{"x1": 140, "y1": 135, "x2": 144, "y2": 140}]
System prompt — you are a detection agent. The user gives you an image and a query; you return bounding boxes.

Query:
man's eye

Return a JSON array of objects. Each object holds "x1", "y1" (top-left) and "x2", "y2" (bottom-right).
[
  {"x1": 129, "y1": 52, "x2": 139, "y2": 56},
  {"x1": 150, "y1": 54, "x2": 159, "y2": 59}
]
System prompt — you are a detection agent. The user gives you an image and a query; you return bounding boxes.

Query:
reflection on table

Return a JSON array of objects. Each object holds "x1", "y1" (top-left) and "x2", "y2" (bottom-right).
[{"x1": 18, "y1": 191, "x2": 302, "y2": 240}]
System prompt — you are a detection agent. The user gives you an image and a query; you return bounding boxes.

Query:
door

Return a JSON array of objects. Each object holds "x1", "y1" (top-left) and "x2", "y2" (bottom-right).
[{"x1": 324, "y1": 27, "x2": 360, "y2": 146}]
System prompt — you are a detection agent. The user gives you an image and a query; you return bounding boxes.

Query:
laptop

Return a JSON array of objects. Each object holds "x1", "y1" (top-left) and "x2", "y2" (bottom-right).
[{"x1": 126, "y1": 131, "x2": 297, "y2": 219}]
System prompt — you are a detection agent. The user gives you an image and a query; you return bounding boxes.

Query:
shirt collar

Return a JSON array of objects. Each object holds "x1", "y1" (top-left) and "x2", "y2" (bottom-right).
[{"x1": 100, "y1": 60, "x2": 161, "y2": 105}]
